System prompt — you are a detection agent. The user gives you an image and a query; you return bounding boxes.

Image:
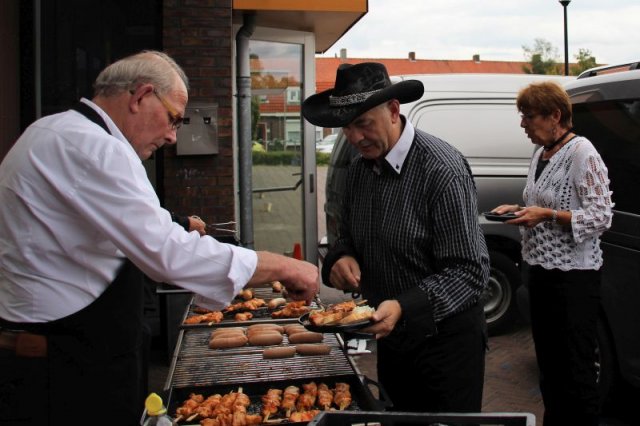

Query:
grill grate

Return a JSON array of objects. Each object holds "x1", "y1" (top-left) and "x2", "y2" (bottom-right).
[
  {"x1": 169, "y1": 328, "x2": 354, "y2": 389},
  {"x1": 171, "y1": 347, "x2": 355, "y2": 388},
  {"x1": 178, "y1": 328, "x2": 342, "y2": 358},
  {"x1": 182, "y1": 293, "x2": 319, "y2": 328}
]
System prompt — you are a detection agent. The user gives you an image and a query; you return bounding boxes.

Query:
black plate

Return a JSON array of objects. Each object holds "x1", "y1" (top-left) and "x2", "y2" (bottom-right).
[
  {"x1": 299, "y1": 312, "x2": 372, "y2": 333},
  {"x1": 483, "y1": 211, "x2": 518, "y2": 222}
]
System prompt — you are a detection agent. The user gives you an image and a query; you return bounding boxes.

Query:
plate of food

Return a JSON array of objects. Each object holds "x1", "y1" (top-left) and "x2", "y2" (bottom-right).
[
  {"x1": 299, "y1": 300, "x2": 375, "y2": 333},
  {"x1": 483, "y1": 211, "x2": 518, "y2": 222}
]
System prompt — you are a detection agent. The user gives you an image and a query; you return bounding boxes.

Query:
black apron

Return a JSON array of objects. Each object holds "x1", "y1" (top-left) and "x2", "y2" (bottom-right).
[{"x1": 0, "y1": 103, "x2": 145, "y2": 426}]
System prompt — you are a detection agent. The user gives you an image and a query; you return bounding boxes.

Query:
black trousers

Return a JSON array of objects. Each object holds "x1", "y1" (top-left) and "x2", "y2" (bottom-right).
[
  {"x1": 377, "y1": 304, "x2": 487, "y2": 413},
  {"x1": 528, "y1": 265, "x2": 601, "y2": 426}
]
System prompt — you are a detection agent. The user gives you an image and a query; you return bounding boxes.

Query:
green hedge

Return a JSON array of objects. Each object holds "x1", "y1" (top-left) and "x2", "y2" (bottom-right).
[{"x1": 252, "y1": 150, "x2": 331, "y2": 166}]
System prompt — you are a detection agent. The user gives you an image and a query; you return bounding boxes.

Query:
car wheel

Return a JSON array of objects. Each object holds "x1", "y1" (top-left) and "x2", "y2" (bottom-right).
[{"x1": 480, "y1": 250, "x2": 521, "y2": 336}]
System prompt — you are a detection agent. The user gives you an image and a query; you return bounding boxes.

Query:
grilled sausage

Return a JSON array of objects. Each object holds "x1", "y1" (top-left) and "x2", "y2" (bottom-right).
[
  {"x1": 248, "y1": 332, "x2": 284, "y2": 346},
  {"x1": 295, "y1": 344, "x2": 331, "y2": 356},
  {"x1": 267, "y1": 297, "x2": 287, "y2": 310},
  {"x1": 210, "y1": 329, "x2": 246, "y2": 339},
  {"x1": 211, "y1": 327, "x2": 246, "y2": 336},
  {"x1": 209, "y1": 335, "x2": 248, "y2": 349},
  {"x1": 247, "y1": 324, "x2": 285, "y2": 334},
  {"x1": 284, "y1": 324, "x2": 307, "y2": 335},
  {"x1": 287, "y1": 331, "x2": 324, "y2": 344},
  {"x1": 263, "y1": 346, "x2": 297, "y2": 359}
]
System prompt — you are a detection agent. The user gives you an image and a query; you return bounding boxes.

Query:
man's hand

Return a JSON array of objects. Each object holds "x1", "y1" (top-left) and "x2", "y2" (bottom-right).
[
  {"x1": 188, "y1": 215, "x2": 207, "y2": 236},
  {"x1": 280, "y1": 258, "x2": 320, "y2": 304},
  {"x1": 362, "y1": 299, "x2": 402, "y2": 339},
  {"x1": 329, "y1": 256, "x2": 361, "y2": 292},
  {"x1": 250, "y1": 251, "x2": 319, "y2": 305}
]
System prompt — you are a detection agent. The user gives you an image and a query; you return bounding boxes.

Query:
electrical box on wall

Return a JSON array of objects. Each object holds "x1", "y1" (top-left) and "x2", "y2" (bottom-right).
[{"x1": 176, "y1": 102, "x2": 218, "y2": 155}]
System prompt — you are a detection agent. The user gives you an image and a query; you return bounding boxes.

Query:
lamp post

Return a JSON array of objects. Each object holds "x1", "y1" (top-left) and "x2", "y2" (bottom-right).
[{"x1": 559, "y1": 0, "x2": 571, "y2": 76}]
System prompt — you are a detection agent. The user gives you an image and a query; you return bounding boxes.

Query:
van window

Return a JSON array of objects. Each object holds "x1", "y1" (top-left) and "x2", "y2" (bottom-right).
[
  {"x1": 573, "y1": 99, "x2": 640, "y2": 215},
  {"x1": 411, "y1": 102, "x2": 529, "y2": 159}
]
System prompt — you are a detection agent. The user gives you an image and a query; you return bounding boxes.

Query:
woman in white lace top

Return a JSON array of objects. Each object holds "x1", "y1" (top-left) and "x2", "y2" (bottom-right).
[{"x1": 491, "y1": 81, "x2": 612, "y2": 426}]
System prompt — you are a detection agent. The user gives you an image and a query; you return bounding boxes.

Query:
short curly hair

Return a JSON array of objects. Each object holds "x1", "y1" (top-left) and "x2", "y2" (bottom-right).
[{"x1": 516, "y1": 81, "x2": 572, "y2": 128}]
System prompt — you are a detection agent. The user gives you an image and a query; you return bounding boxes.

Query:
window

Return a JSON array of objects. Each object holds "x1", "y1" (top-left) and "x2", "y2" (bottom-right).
[
  {"x1": 573, "y1": 99, "x2": 640, "y2": 215},
  {"x1": 286, "y1": 87, "x2": 300, "y2": 105}
]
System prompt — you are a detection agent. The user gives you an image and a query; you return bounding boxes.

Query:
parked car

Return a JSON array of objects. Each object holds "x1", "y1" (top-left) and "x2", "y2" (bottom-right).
[
  {"x1": 320, "y1": 73, "x2": 573, "y2": 336},
  {"x1": 534, "y1": 62, "x2": 639, "y2": 415},
  {"x1": 316, "y1": 133, "x2": 338, "y2": 154}
]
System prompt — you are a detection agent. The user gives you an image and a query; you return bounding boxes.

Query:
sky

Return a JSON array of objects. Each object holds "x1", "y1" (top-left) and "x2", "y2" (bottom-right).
[{"x1": 318, "y1": 0, "x2": 640, "y2": 66}]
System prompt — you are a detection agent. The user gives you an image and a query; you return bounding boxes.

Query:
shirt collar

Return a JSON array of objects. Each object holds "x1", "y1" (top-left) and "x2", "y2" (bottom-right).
[
  {"x1": 383, "y1": 116, "x2": 414, "y2": 175},
  {"x1": 79, "y1": 98, "x2": 128, "y2": 144}
]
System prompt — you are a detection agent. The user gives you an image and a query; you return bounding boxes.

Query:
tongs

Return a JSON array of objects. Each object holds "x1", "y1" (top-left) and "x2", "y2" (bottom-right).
[{"x1": 205, "y1": 220, "x2": 237, "y2": 234}]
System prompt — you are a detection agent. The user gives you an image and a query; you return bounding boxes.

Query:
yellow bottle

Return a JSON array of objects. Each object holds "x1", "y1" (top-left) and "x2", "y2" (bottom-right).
[{"x1": 143, "y1": 393, "x2": 175, "y2": 426}]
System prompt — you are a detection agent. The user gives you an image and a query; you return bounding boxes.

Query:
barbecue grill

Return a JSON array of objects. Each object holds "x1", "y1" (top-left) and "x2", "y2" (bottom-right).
[{"x1": 161, "y1": 300, "x2": 389, "y2": 425}]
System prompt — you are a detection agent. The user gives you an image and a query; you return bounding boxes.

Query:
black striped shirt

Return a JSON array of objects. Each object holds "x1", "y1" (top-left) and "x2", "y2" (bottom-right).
[{"x1": 331, "y1": 124, "x2": 489, "y2": 325}]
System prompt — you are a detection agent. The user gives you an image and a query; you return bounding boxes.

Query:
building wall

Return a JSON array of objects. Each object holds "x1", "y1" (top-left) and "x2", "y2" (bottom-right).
[{"x1": 162, "y1": 0, "x2": 236, "y2": 227}]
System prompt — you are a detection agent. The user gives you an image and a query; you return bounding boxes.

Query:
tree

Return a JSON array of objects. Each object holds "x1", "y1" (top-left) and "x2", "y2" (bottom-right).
[
  {"x1": 522, "y1": 38, "x2": 560, "y2": 75},
  {"x1": 572, "y1": 49, "x2": 598, "y2": 76}
]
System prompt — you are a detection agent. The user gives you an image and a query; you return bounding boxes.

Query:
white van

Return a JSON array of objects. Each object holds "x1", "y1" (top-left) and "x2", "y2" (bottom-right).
[{"x1": 321, "y1": 73, "x2": 574, "y2": 335}]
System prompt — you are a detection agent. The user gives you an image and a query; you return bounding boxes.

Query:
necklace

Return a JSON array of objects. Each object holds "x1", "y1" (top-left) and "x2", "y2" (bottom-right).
[{"x1": 544, "y1": 128, "x2": 573, "y2": 151}]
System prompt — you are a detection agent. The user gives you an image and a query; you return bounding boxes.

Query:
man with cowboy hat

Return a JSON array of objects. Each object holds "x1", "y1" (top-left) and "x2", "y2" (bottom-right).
[{"x1": 303, "y1": 62, "x2": 489, "y2": 413}]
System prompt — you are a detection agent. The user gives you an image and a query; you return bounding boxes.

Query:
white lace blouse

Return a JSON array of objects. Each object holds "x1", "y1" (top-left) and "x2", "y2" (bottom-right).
[{"x1": 521, "y1": 136, "x2": 613, "y2": 271}]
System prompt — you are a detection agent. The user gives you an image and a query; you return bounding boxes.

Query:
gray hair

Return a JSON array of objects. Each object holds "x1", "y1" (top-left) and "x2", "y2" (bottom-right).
[{"x1": 93, "y1": 50, "x2": 189, "y2": 97}]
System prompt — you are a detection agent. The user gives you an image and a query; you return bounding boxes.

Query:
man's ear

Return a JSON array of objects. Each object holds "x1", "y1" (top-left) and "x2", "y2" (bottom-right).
[
  {"x1": 128, "y1": 84, "x2": 153, "y2": 113},
  {"x1": 388, "y1": 99, "x2": 401, "y2": 122}
]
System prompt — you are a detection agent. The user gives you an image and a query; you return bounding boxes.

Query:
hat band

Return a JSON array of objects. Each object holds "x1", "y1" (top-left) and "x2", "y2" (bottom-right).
[{"x1": 329, "y1": 88, "x2": 382, "y2": 107}]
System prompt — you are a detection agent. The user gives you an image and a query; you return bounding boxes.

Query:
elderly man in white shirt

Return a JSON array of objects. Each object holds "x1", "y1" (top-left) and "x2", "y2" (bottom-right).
[{"x1": 0, "y1": 50, "x2": 318, "y2": 426}]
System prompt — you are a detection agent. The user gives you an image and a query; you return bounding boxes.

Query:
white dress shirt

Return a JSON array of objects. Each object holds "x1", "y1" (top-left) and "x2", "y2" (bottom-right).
[{"x1": 0, "y1": 99, "x2": 257, "y2": 322}]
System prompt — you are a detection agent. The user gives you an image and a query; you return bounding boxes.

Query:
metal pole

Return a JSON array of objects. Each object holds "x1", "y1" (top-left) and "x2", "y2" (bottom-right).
[
  {"x1": 560, "y1": 1, "x2": 570, "y2": 76},
  {"x1": 236, "y1": 13, "x2": 256, "y2": 249}
]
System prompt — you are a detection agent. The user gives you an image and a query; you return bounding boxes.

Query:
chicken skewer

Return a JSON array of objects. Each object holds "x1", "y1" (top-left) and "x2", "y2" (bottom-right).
[
  {"x1": 174, "y1": 392, "x2": 204, "y2": 422},
  {"x1": 186, "y1": 393, "x2": 222, "y2": 422},
  {"x1": 289, "y1": 409, "x2": 320, "y2": 422},
  {"x1": 281, "y1": 385, "x2": 300, "y2": 417},
  {"x1": 296, "y1": 381, "x2": 317, "y2": 412},
  {"x1": 333, "y1": 383, "x2": 352, "y2": 410},
  {"x1": 317, "y1": 383, "x2": 334, "y2": 410},
  {"x1": 261, "y1": 388, "x2": 283, "y2": 422}
]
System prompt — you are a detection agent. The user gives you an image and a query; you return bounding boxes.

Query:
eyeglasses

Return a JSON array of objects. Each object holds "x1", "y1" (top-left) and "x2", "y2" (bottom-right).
[
  {"x1": 152, "y1": 89, "x2": 184, "y2": 130},
  {"x1": 520, "y1": 113, "x2": 540, "y2": 122}
]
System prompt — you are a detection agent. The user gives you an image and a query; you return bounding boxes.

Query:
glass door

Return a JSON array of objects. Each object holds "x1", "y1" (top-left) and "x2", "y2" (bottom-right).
[{"x1": 247, "y1": 29, "x2": 317, "y2": 262}]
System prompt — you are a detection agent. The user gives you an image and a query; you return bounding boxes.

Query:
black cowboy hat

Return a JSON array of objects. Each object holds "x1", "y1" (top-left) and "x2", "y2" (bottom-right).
[{"x1": 302, "y1": 62, "x2": 424, "y2": 128}]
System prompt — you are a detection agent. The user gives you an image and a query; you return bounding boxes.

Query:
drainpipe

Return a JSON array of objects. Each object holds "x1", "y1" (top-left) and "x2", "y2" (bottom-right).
[{"x1": 236, "y1": 13, "x2": 256, "y2": 249}]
